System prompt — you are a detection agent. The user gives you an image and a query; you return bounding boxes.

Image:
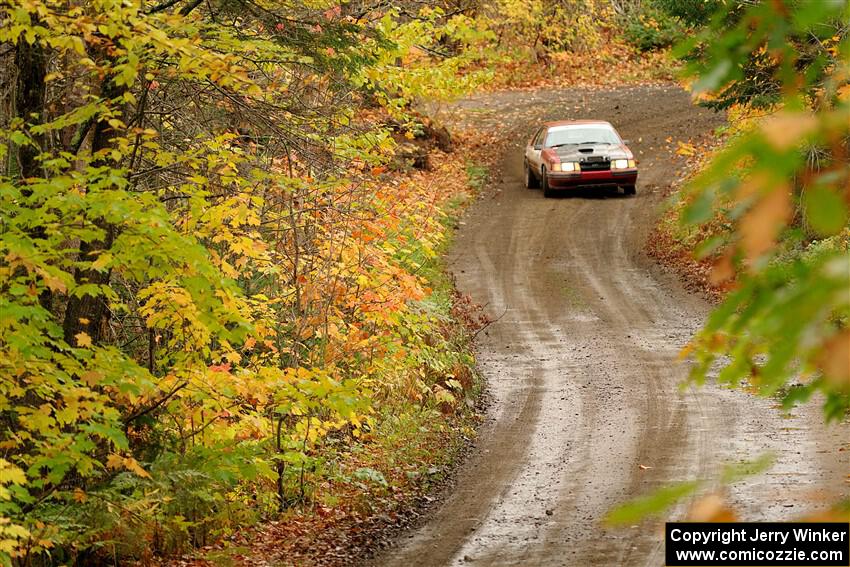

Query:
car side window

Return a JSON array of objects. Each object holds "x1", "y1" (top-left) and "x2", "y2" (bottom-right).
[{"x1": 533, "y1": 128, "x2": 546, "y2": 149}]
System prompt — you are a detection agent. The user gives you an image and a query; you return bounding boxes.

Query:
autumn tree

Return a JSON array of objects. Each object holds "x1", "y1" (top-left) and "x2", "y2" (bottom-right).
[{"x1": 0, "y1": 0, "x2": 489, "y2": 562}]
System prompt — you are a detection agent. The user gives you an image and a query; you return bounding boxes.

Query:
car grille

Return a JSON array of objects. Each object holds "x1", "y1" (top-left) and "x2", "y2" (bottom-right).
[{"x1": 580, "y1": 157, "x2": 610, "y2": 171}]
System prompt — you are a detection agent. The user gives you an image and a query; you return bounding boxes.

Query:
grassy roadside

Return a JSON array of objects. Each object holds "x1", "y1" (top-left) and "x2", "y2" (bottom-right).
[
  {"x1": 647, "y1": 155, "x2": 726, "y2": 299},
  {"x1": 646, "y1": 103, "x2": 739, "y2": 300}
]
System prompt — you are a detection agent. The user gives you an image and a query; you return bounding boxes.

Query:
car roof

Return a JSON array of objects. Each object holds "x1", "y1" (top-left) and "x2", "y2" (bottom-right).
[{"x1": 544, "y1": 120, "x2": 613, "y2": 128}]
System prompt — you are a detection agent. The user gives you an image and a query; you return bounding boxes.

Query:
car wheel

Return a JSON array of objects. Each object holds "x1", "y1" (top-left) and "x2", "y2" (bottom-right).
[
  {"x1": 542, "y1": 167, "x2": 554, "y2": 198},
  {"x1": 623, "y1": 184, "x2": 636, "y2": 196},
  {"x1": 524, "y1": 160, "x2": 539, "y2": 189}
]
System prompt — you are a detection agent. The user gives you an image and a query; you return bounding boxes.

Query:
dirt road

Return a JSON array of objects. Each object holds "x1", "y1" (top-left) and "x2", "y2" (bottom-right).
[{"x1": 376, "y1": 86, "x2": 849, "y2": 567}]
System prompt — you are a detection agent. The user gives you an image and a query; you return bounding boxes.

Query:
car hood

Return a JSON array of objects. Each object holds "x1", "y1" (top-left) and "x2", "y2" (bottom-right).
[{"x1": 552, "y1": 144, "x2": 632, "y2": 161}]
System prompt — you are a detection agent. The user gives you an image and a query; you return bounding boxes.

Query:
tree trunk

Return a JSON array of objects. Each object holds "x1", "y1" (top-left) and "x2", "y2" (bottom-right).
[
  {"x1": 14, "y1": 36, "x2": 47, "y2": 179},
  {"x1": 15, "y1": 30, "x2": 51, "y2": 311},
  {"x1": 62, "y1": 75, "x2": 123, "y2": 346}
]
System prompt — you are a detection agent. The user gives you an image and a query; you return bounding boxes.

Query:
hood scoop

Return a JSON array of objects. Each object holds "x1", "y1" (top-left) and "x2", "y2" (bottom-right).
[{"x1": 578, "y1": 148, "x2": 594, "y2": 153}]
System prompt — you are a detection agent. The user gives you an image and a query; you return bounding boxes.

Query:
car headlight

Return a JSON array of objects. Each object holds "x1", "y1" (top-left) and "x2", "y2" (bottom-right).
[
  {"x1": 611, "y1": 159, "x2": 636, "y2": 169},
  {"x1": 553, "y1": 162, "x2": 579, "y2": 172}
]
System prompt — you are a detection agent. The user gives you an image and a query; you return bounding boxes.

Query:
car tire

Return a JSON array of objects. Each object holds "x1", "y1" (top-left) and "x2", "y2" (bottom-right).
[
  {"x1": 524, "y1": 160, "x2": 539, "y2": 189},
  {"x1": 542, "y1": 167, "x2": 554, "y2": 198},
  {"x1": 623, "y1": 184, "x2": 636, "y2": 196}
]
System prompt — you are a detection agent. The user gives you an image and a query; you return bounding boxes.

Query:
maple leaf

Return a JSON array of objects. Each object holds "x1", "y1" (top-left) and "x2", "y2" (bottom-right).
[
  {"x1": 106, "y1": 453, "x2": 124, "y2": 470},
  {"x1": 123, "y1": 457, "x2": 151, "y2": 479},
  {"x1": 75, "y1": 332, "x2": 92, "y2": 348}
]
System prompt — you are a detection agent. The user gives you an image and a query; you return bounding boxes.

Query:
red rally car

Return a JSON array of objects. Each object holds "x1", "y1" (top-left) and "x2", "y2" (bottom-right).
[{"x1": 524, "y1": 120, "x2": 638, "y2": 197}]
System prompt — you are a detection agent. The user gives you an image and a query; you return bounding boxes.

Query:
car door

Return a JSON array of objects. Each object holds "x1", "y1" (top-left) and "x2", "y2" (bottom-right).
[{"x1": 526, "y1": 127, "x2": 546, "y2": 172}]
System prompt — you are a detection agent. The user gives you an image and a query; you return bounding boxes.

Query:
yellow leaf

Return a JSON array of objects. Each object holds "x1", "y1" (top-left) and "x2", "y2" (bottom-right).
[
  {"x1": 675, "y1": 141, "x2": 696, "y2": 156},
  {"x1": 74, "y1": 332, "x2": 92, "y2": 348},
  {"x1": 123, "y1": 457, "x2": 151, "y2": 479},
  {"x1": 36, "y1": 268, "x2": 67, "y2": 293},
  {"x1": 0, "y1": 460, "x2": 26, "y2": 485},
  {"x1": 91, "y1": 252, "x2": 112, "y2": 271},
  {"x1": 81, "y1": 371, "x2": 102, "y2": 386},
  {"x1": 106, "y1": 453, "x2": 123, "y2": 470}
]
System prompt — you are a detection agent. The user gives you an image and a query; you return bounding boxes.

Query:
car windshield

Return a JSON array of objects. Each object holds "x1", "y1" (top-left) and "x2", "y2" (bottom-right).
[{"x1": 545, "y1": 125, "x2": 620, "y2": 147}]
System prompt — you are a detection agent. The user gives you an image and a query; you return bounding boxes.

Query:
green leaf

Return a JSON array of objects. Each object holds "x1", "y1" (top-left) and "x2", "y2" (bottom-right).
[
  {"x1": 605, "y1": 481, "x2": 702, "y2": 525},
  {"x1": 720, "y1": 453, "x2": 775, "y2": 484},
  {"x1": 9, "y1": 131, "x2": 29, "y2": 146},
  {"x1": 683, "y1": 187, "x2": 717, "y2": 225},
  {"x1": 804, "y1": 186, "x2": 848, "y2": 237},
  {"x1": 692, "y1": 59, "x2": 732, "y2": 94},
  {"x1": 352, "y1": 467, "x2": 387, "y2": 487}
]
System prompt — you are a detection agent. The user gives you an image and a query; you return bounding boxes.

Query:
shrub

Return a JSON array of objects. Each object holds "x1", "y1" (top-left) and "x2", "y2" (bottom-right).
[
  {"x1": 622, "y1": 6, "x2": 687, "y2": 52},
  {"x1": 652, "y1": 0, "x2": 722, "y2": 26}
]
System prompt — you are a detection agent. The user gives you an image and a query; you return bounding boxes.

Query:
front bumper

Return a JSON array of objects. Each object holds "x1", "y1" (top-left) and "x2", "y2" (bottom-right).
[{"x1": 548, "y1": 169, "x2": 637, "y2": 189}]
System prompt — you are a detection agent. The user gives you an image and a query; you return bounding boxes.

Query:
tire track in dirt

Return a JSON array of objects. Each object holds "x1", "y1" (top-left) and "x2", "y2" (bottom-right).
[{"x1": 376, "y1": 86, "x2": 849, "y2": 567}]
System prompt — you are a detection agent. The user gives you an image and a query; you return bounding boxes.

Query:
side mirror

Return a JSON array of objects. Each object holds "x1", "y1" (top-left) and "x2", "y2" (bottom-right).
[
  {"x1": 534, "y1": 144, "x2": 543, "y2": 150},
  {"x1": 621, "y1": 140, "x2": 631, "y2": 146}
]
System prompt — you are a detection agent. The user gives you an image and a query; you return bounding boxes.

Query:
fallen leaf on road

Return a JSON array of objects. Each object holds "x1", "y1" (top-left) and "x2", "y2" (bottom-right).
[{"x1": 676, "y1": 141, "x2": 697, "y2": 156}]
